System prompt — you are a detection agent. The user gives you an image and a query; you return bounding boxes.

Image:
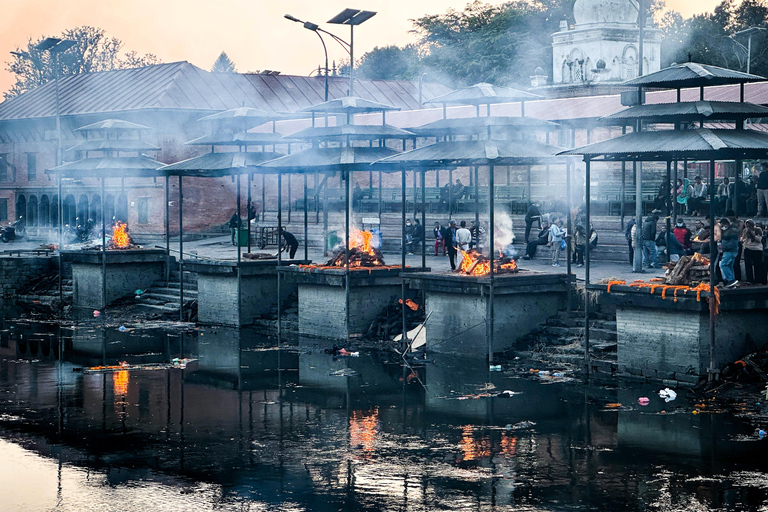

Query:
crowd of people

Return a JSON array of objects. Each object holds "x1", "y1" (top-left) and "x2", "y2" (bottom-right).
[{"x1": 626, "y1": 210, "x2": 768, "y2": 287}]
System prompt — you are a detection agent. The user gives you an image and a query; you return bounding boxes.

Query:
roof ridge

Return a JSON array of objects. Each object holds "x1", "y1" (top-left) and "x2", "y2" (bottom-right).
[{"x1": 698, "y1": 128, "x2": 727, "y2": 150}]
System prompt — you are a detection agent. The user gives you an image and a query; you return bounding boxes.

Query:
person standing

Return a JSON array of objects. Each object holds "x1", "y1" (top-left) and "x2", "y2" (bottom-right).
[
  {"x1": 456, "y1": 220, "x2": 472, "y2": 252},
  {"x1": 642, "y1": 211, "x2": 659, "y2": 269},
  {"x1": 228, "y1": 212, "x2": 240, "y2": 246},
  {"x1": 741, "y1": 219, "x2": 765, "y2": 284},
  {"x1": 625, "y1": 216, "x2": 636, "y2": 266},
  {"x1": 404, "y1": 219, "x2": 414, "y2": 254},
  {"x1": 689, "y1": 176, "x2": 708, "y2": 216},
  {"x1": 573, "y1": 223, "x2": 586, "y2": 267},
  {"x1": 451, "y1": 179, "x2": 465, "y2": 213},
  {"x1": 524, "y1": 202, "x2": 541, "y2": 243},
  {"x1": 412, "y1": 219, "x2": 424, "y2": 254},
  {"x1": 444, "y1": 220, "x2": 458, "y2": 270},
  {"x1": 757, "y1": 162, "x2": 768, "y2": 217},
  {"x1": 673, "y1": 219, "x2": 693, "y2": 255},
  {"x1": 548, "y1": 217, "x2": 565, "y2": 267},
  {"x1": 716, "y1": 177, "x2": 730, "y2": 216},
  {"x1": 280, "y1": 227, "x2": 299, "y2": 259},
  {"x1": 433, "y1": 222, "x2": 445, "y2": 256},
  {"x1": 719, "y1": 218, "x2": 740, "y2": 286}
]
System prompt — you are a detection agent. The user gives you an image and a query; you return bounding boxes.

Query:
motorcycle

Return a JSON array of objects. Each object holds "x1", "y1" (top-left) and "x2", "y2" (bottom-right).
[{"x1": 0, "y1": 219, "x2": 26, "y2": 243}]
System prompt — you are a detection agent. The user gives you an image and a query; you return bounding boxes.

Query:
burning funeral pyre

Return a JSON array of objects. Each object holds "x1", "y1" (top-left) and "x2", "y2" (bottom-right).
[
  {"x1": 107, "y1": 222, "x2": 139, "y2": 250},
  {"x1": 457, "y1": 249, "x2": 518, "y2": 276},
  {"x1": 323, "y1": 229, "x2": 386, "y2": 267}
]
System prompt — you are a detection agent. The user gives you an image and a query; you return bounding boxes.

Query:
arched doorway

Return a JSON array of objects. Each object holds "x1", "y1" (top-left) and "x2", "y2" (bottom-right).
[
  {"x1": 27, "y1": 195, "x2": 38, "y2": 227},
  {"x1": 116, "y1": 193, "x2": 128, "y2": 224},
  {"x1": 90, "y1": 194, "x2": 102, "y2": 226},
  {"x1": 77, "y1": 194, "x2": 89, "y2": 226},
  {"x1": 15, "y1": 195, "x2": 26, "y2": 222},
  {"x1": 63, "y1": 195, "x2": 76, "y2": 227},
  {"x1": 104, "y1": 194, "x2": 115, "y2": 224},
  {"x1": 50, "y1": 195, "x2": 58, "y2": 228},
  {"x1": 39, "y1": 195, "x2": 50, "y2": 227}
]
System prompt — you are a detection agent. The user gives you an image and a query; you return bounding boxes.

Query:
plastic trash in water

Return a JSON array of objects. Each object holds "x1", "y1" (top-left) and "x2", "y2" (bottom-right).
[
  {"x1": 759, "y1": 430, "x2": 766, "y2": 439},
  {"x1": 93, "y1": 310, "x2": 100, "y2": 317},
  {"x1": 489, "y1": 365, "x2": 502, "y2": 371},
  {"x1": 638, "y1": 397, "x2": 650, "y2": 406},
  {"x1": 658, "y1": 388, "x2": 677, "y2": 402},
  {"x1": 553, "y1": 372, "x2": 564, "y2": 377},
  {"x1": 135, "y1": 289, "x2": 144, "y2": 295},
  {"x1": 118, "y1": 326, "x2": 127, "y2": 332}
]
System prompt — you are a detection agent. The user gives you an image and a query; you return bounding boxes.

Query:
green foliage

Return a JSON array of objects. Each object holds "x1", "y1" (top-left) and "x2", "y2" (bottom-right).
[
  {"x1": 355, "y1": 45, "x2": 421, "y2": 80},
  {"x1": 4, "y1": 26, "x2": 161, "y2": 99},
  {"x1": 211, "y1": 51, "x2": 237, "y2": 73}
]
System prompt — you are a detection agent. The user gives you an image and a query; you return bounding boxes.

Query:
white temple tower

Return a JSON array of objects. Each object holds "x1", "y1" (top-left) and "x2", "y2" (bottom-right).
[{"x1": 551, "y1": 0, "x2": 662, "y2": 85}]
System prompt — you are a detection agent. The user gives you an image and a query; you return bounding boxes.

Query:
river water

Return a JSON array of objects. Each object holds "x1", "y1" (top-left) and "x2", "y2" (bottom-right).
[{"x1": 0, "y1": 318, "x2": 767, "y2": 512}]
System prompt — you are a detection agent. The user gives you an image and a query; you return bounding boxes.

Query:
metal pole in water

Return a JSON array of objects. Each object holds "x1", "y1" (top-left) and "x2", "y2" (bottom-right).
[
  {"x1": 584, "y1": 159, "x2": 592, "y2": 375},
  {"x1": 101, "y1": 177, "x2": 107, "y2": 312},
  {"x1": 488, "y1": 164, "x2": 495, "y2": 365},
  {"x1": 401, "y1": 166, "x2": 408, "y2": 346}
]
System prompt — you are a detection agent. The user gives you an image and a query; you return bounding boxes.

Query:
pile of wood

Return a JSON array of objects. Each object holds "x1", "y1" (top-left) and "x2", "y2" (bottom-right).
[
  {"x1": 243, "y1": 252, "x2": 277, "y2": 260},
  {"x1": 16, "y1": 272, "x2": 58, "y2": 295},
  {"x1": 362, "y1": 295, "x2": 424, "y2": 340},
  {"x1": 325, "y1": 246, "x2": 386, "y2": 267},
  {"x1": 665, "y1": 253, "x2": 711, "y2": 285}
]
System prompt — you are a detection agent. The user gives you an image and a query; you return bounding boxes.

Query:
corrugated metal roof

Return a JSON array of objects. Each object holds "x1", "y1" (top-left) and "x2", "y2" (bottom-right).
[
  {"x1": 74, "y1": 119, "x2": 150, "y2": 131},
  {"x1": 159, "y1": 151, "x2": 282, "y2": 176},
  {"x1": 602, "y1": 101, "x2": 768, "y2": 123},
  {"x1": 197, "y1": 106, "x2": 286, "y2": 122},
  {"x1": 378, "y1": 140, "x2": 567, "y2": 166},
  {"x1": 623, "y1": 62, "x2": 766, "y2": 89},
  {"x1": 65, "y1": 139, "x2": 160, "y2": 152},
  {"x1": 185, "y1": 132, "x2": 290, "y2": 145},
  {"x1": 299, "y1": 96, "x2": 399, "y2": 114},
  {"x1": 46, "y1": 155, "x2": 165, "y2": 177},
  {"x1": 0, "y1": 62, "x2": 452, "y2": 121},
  {"x1": 427, "y1": 83, "x2": 541, "y2": 105},
  {"x1": 289, "y1": 124, "x2": 413, "y2": 141},
  {"x1": 562, "y1": 128, "x2": 768, "y2": 160},
  {"x1": 260, "y1": 146, "x2": 400, "y2": 172},
  {"x1": 409, "y1": 116, "x2": 557, "y2": 136}
]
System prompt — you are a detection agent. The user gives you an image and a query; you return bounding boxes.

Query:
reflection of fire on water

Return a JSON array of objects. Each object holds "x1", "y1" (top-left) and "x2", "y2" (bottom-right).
[
  {"x1": 457, "y1": 249, "x2": 518, "y2": 276},
  {"x1": 109, "y1": 222, "x2": 131, "y2": 249},
  {"x1": 349, "y1": 407, "x2": 379, "y2": 454},
  {"x1": 113, "y1": 369, "x2": 129, "y2": 396}
]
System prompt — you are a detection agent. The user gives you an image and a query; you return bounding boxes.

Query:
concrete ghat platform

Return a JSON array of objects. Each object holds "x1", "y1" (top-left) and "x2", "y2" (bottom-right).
[
  {"x1": 405, "y1": 270, "x2": 569, "y2": 356},
  {"x1": 590, "y1": 283, "x2": 768, "y2": 378},
  {"x1": 63, "y1": 249, "x2": 166, "y2": 310},
  {"x1": 280, "y1": 266, "x2": 427, "y2": 340},
  {"x1": 184, "y1": 259, "x2": 309, "y2": 327}
]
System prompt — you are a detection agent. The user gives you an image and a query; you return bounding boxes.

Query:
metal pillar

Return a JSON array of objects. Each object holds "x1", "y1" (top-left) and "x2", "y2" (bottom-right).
[
  {"x1": 58, "y1": 177, "x2": 63, "y2": 309},
  {"x1": 566, "y1": 161, "x2": 572, "y2": 313},
  {"x1": 633, "y1": 158, "x2": 644, "y2": 272},
  {"x1": 237, "y1": 174, "x2": 242, "y2": 328},
  {"x1": 620, "y1": 126, "x2": 627, "y2": 229},
  {"x1": 665, "y1": 161, "x2": 672, "y2": 263},
  {"x1": 584, "y1": 159, "x2": 592, "y2": 374},
  {"x1": 178, "y1": 176, "x2": 184, "y2": 322},
  {"x1": 304, "y1": 172, "x2": 308, "y2": 260},
  {"x1": 401, "y1": 167, "x2": 408, "y2": 346},
  {"x1": 165, "y1": 175, "x2": 170, "y2": 284},
  {"x1": 277, "y1": 172, "x2": 283, "y2": 340},
  {"x1": 708, "y1": 158, "x2": 717, "y2": 382},
  {"x1": 474, "y1": 166, "x2": 479, "y2": 225},
  {"x1": 101, "y1": 178, "x2": 107, "y2": 311},
  {"x1": 247, "y1": 173, "x2": 252, "y2": 254},
  {"x1": 421, "y1": 168, "x2": 426, "y2": 269},
  {"x1": 344, "y1": 170, "x2": 351, "y2": 338},
  {"x1": 488, "y1": 164, "x2": 495, "y2": 364},
  {"x1": 673, "y1": 161, "x2": 678, "y2": 225}
]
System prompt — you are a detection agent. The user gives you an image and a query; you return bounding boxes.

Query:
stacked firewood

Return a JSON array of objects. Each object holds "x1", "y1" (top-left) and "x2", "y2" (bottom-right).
[
  {"x1": 665, "y1": 253, "x2": 711, "y2": 286},
  {"x1": 325, "y1": 246, "x2": 386, "y2": 267},
  {"x1": 362, "y1": 295, "x2": 424, "y2": 340}
]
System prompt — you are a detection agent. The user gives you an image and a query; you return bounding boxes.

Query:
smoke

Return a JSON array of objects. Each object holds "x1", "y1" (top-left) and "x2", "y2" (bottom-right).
[{"x1": 493, "y1": 209, "x2": 516, "y2": 253}]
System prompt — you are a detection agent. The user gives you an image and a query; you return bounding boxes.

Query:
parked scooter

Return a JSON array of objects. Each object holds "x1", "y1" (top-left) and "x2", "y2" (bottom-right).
[{"x1": 0, "y1": 218, "x2": 26, "y2": 243}]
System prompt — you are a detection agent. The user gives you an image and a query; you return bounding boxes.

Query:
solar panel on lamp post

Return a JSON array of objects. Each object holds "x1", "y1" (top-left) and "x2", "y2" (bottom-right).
[{"x1": 327, "y1": 8, "x2": 377, "y2": 97}]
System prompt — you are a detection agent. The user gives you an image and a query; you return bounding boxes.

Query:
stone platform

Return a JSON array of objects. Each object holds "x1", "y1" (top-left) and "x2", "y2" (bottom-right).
[
  {"x1": 591, "y1": 283, "x2": 768, "y2": 379},
  {"x1": 64, "y1": 249, "x2": 166, "y2": 310},
  {"x1": 280, "y1": 266, "x2": 427, "y2": 340},
  {"x1": 404, "y1": 270, "x2": 570, "y2": 356},
  {"x1": 184, "y1": 259, "x2": 309, "y2": 327}
]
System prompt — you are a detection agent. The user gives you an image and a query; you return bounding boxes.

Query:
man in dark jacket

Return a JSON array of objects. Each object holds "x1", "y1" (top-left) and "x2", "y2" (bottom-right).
[
  {"x1": 524, "y1": 202, "x2": 541, "y2": 243},
  {"x1": 412, "y1": 219, "x2": 424, "y2": 253},
  {"x1": 719, "y1": 218, "x2": 740, "y2": 286},
  {"x1": 642, "y1": 212, "x2": 659, "y2": 268},
  {"x1": 443, "y1": 220, "x2": 458, "y2": 270},
  {"x1": 281, "y1": 227, "x2": 299, "y2": 259},
  {"x1": 228, "y1": 213, "x2": 240, "y2": 246},
  {"x1": 625, "y1": 216, "x2": 636, "y2": 265},
  {"x1": 758, "y1": 162, "x2": 768, "y2": 217},
  {"x1": 523, "y1": 220, "x2": 550, "y2": 260}
]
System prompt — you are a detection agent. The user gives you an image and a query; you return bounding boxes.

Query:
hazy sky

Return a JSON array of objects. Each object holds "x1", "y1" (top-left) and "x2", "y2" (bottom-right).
[{"x1": 0, "y1": 0, "x2": 722, "y2": 97}]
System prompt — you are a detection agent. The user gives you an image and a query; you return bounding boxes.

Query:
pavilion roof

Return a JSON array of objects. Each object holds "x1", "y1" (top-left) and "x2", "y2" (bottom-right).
[
  {"x1": 623, "y1": 62, "x2": 766, "y2": 90},
  {"x1": 377, "y1": 139, "x2": 568, "y2": 167}
]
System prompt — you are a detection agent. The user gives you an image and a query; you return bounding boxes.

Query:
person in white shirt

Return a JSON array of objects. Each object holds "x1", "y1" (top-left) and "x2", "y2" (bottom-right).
[
  {"x1": 548, "y1": 217, "x2": 566, "y2": 267},
  {"x1": 689, "y1": 176, "x2": 708, "y2": 216},
  {"x1": 456, "y1": 220, "x2": 472, "y2": 252}
]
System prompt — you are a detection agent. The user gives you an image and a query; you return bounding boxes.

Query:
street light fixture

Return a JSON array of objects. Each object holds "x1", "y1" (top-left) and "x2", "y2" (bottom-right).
[
  {"x1": 730, "y1": 27, "x2": 766, "y2": 74},
  {"x1": 327, "y1": 8, "x2": 377, "y2": 97},
  {"x1": 284, "y1": 14, "x2": 339, "y2": 101}
]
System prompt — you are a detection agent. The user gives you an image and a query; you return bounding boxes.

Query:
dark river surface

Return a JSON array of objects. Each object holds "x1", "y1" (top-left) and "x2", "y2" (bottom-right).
[{"x1": 0, "y1": 317, "x2": 767, "y2": 512}]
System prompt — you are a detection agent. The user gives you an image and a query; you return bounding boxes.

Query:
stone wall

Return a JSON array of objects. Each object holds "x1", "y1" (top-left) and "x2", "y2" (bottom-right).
[
  {"x1": 72, "y1": 262, "x2": 163, "y2": 310},
  {"x1": 0, "y1": 256, "x2": 54, "y2": 308}
]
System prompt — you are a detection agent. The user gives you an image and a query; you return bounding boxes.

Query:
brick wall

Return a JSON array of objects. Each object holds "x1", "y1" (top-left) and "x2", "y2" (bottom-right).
[{"x1": 0, "y1": 256, "x2": 54, "y2": 307}]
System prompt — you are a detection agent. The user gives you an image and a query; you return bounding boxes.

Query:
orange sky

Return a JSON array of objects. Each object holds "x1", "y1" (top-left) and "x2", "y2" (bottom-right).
[{"x1": 0, "y1": 0, "x2": 722, "y2": 97}]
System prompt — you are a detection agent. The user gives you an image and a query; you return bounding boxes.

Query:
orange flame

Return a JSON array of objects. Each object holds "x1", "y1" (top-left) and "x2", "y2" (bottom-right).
[
  {"x1": 112, "y1": 222, "x2": 130, "y2": 248},
  {"x1": 349, "y1": 229, "x2": 375, "y2": 256},
  {"x1": 457, "y1": 249, "x2": 516, "y2": 276}
]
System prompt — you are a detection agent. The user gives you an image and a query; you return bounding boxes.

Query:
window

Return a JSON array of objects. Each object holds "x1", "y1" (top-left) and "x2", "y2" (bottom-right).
[
  {"x1": 0, "y1": 199, "x2": 6, "y2": 222},
  {"x1": 26, "y1": 153, "x2": 36, "y2": 181},
  {"x1": 0, "y1": 155, "x2": 7, "y2": 181},
  {"x1": 137, "y1": 197, "x2": 149, "y2": 224}
]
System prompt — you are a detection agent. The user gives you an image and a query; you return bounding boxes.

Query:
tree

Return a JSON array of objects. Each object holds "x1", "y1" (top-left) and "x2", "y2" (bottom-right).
[
  {"x1": 4, "y1": 26, "x2": 161, "y2": 99},
  {"x1": 355, "y1": 45, "x2": 421, "y2": 80},
  {"x1": 211, "y1": 51, "x2": 237, "y2": 73}
]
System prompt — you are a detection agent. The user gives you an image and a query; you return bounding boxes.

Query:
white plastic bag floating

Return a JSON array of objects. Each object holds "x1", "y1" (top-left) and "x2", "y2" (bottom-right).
[
  {"x1": 658, "y1": 388, "x2": 677, "y2": 402},
  {"x1": 394, "y1": 324, "x2": 426, "y2": 352}
]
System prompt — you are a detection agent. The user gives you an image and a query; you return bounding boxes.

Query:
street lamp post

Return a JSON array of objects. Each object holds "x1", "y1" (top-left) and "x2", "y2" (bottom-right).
[
  {"x1": 730, "y1": 27, "x2": 766, "y2": 74},
  {"x1": 284, "y1": 15, "x2": 331, "y2": 101}
]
